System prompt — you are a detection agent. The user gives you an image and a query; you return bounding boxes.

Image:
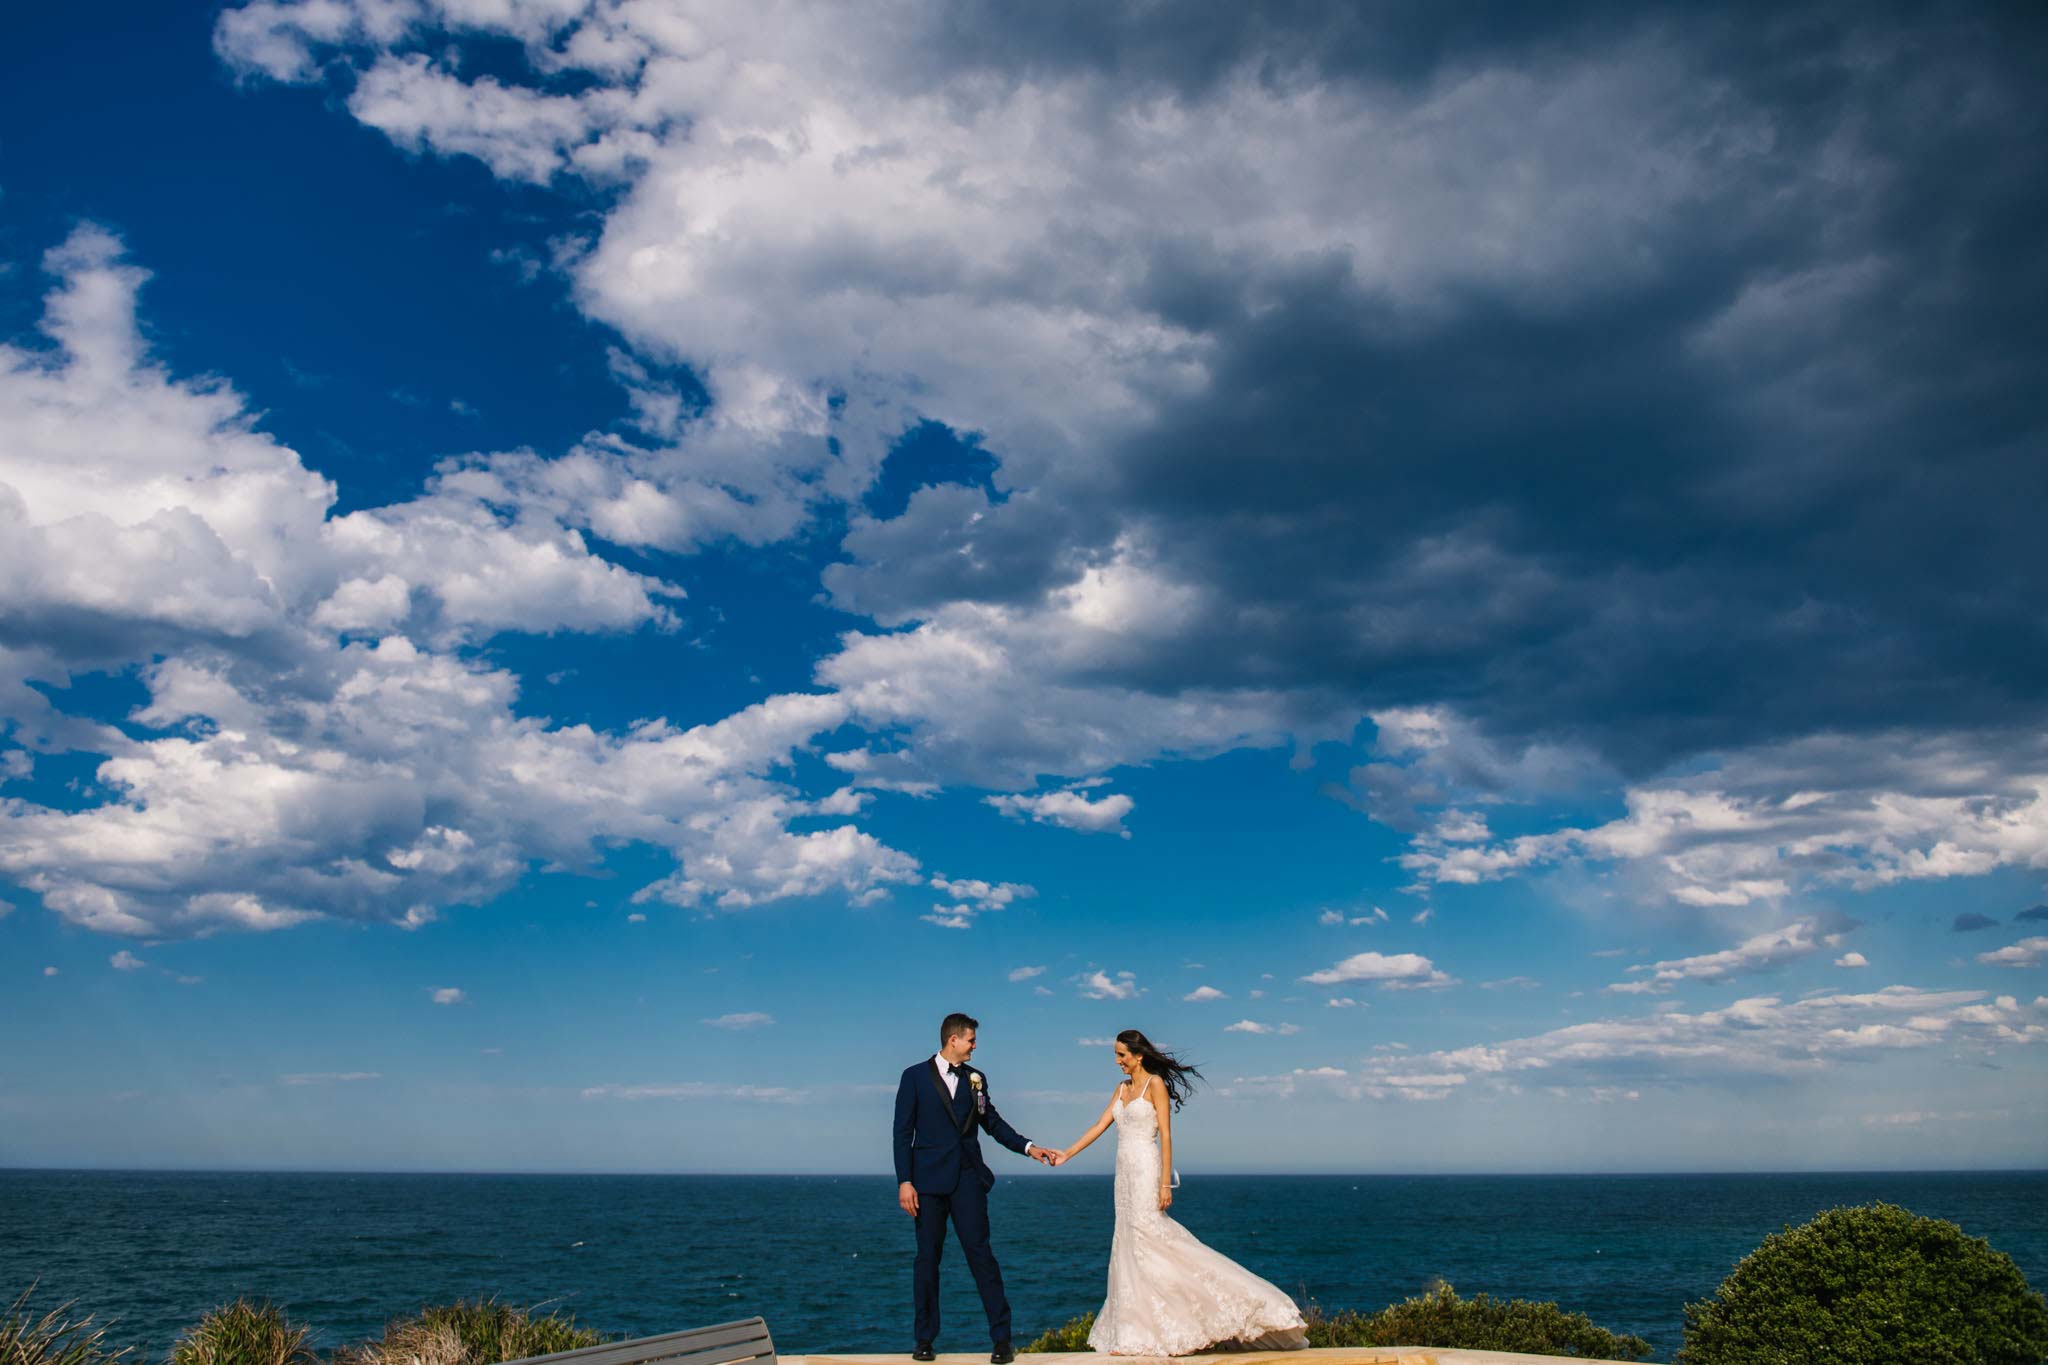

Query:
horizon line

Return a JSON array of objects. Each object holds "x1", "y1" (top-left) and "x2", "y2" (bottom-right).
[{"x1": 4, "y1": 1164, "x2": 2044, "y2": 1178}]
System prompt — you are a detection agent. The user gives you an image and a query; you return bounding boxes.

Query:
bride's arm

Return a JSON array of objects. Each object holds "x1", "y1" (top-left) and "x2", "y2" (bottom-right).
[
  {"x1": 1054, "y1": 1089, "x2": 1119, "y2": 1163},
  {"x1": 1149, "y1": 1076, "x2": 1174, "y2": 1209}
]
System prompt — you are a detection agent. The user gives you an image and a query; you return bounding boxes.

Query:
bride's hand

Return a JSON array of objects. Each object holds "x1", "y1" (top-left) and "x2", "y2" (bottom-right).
[{"x1": 1157, "y1": 1183, "x2": 1173, "y2": 1210}]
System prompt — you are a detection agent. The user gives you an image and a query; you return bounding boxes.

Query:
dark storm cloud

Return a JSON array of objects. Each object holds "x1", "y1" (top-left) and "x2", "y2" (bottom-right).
[
  {"x1": 1952, "y1": 913, "x2": 2002, "y2": 933},
  {"x1": 830, "y1": 1, "x2": 2048, "y2": 775}
]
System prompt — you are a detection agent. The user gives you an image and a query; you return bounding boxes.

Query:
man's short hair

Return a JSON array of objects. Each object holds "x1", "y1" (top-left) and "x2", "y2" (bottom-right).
[{"x1": 940, "y1": 1012, "x2": 979, "y2": 1045}]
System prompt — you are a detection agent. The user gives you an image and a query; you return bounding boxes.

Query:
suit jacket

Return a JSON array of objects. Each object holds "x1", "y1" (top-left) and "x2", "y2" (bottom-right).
[{"x1": 893, "y1": 1057, "x2": 1032, "y2": 1194}]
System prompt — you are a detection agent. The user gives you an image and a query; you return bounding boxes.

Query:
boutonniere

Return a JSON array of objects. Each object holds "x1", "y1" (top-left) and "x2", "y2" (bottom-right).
[{"x1": 968, "y1": 1073, "x2": 984, "y2": 1091}]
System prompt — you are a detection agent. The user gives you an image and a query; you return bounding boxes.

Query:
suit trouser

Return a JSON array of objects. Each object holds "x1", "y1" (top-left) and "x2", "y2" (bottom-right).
[{"x1": 912, "y1": 1173, "x2": 1011, "y2": 1344}]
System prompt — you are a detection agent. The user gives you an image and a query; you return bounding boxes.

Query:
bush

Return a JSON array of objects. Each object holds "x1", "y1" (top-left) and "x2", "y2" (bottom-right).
[
  {"x1": 171, "y1": 1302, "x2": 317, "y2": 1365},
  {"x1": 1019, "y1": 1313, "x2": 1095, "y2": 1353},
  {"x1": 2, "y1": 1287, "x2": 130, "y2": 1365},
  {"x1": 338, "y1": 1300, "x2": 606, "y2": 1365},
  {"x1": 1307, "y1": 1283, "x2": 1650, "y2": 1360},
  {"x1": 1679, "y1": 1202, "x2": 2048, "y2": 1365}
]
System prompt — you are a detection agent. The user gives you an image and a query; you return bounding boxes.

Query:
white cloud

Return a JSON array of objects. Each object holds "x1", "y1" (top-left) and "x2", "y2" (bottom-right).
[
  {"x1": 581, "y1": 1082, "x2": 805, "y2": 1103},
  {"x1": 703, "y1": 1012, "x2": 775, "y2": 1030},
  {"x1": 42, "y1": 966, "x2": 58, "y2": 977},
  {"x1": 1225, "y1": 1019, "x2": 1301, "y2": 1036},
  {"x1": 1183, "y1": 985, "x2": 1227, "y2": 1002},
  {"x1": 986, "y1": 787, "x2": 1134, "y2": 838},
  {"x1": 430, "y1": 986, "x2": 466, "y2": 1005},
  {"x1": 1411, "y1": 907, "x2": 1435, "y2": 926},
  {"x1": 109, "y1": 950, "x2": 145, "y2": 971},
  {"x1": 1077, "y1": 1037, "x2": 1113, "y2": 1047},
  {"x1": 279, "y1": 1071, "x2": 380, "y2": 1085},
  {"x1": 1325, "y1": 996, "x2": 1364, "y2": 1008},
  {"x1": 1008, "y1": 965, "x2": 1047, "y2": 982},
  {"x1": 1397, "y1": 727, "x2": 2048, "y2": 909},
  {"x1": 1300, "y1": 951, "x2": 1453, "y2": 990},
  {"x1": 1231, "y1": 981, "x2": 2043, "y2": 1102},
  {"x1": 1077, "y1": 969, "x2": 1141, "y2": 1001},
  {"x1": 1611, "y1": 919, "x2": 1831, "y2": 992},
  {"x1": 1979, "y1": 936, "x2": 2048, "y2": 968},
  {"x1": 1836, "y1": 951, "x2": 1870, "y2": 968},
  {"x1": 1318, "y1": 909, "x2": 1344, "y2": 926},
  {"x1": 1480, "y1": 977, "x2": 1542, "y2": 991},
  {"x1": 0, "y1": 226, "x2": 966, "y2": 941},
  {"x1": 627, "y1": 912, "x2": 646, "y2": 923},
  {"x1": 923, "y1": 874, "x2": 1036, "y2": 929}
]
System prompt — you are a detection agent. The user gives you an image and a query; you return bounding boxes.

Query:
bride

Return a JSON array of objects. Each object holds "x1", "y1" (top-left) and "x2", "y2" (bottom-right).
[{"x1": 1050, "y1": 1029, "x2": 1308, "y2": 1356}]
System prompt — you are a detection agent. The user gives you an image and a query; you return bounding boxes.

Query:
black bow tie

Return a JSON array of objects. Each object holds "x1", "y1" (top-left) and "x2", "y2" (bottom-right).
[{"x1": 948, "y1": 1064, "x2": 964, "y2": 1077}]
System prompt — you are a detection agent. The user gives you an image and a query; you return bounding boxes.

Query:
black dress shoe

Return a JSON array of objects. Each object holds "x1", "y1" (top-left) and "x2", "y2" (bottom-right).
[
  {"x1": 991, "y1": 1344, "x2": 1015, "y2": 1364},
  {"x1": 912, "y1": 1346, "x2": 935, "y2": 1362}
]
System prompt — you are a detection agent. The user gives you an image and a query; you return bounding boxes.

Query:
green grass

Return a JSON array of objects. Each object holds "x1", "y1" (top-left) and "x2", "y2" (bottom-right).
[
  {"x1": 1306, "y1": 1283, "x2": 1651, "y2": 1359},
  {"x1": 1025, "y1": 1285, "x2": 1651, "y2": 1359},
  {"x1": 2, "y1": 1287, "x2": 130, "y2": 1365},
  {"x1": 337, "y1": 1300, "x2": 608, "y2": 1365},
  {"x1": 1019, "y1": 1313, "x2": 1095, "y2": 1352},
  {"x1": 170, "y1": 1300, "x2": 318, "y2": 1365}
]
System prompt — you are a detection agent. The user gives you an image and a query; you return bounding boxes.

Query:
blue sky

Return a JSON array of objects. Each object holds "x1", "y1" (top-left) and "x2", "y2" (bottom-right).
[{"x1": 2, "y1": 1, "x2": 2046, "y2": 1174}]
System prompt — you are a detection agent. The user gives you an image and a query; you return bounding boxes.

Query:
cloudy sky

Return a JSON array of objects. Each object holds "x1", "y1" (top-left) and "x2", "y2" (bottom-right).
[{"x1": 2, "y1": 1, "x2": 2045, "y2": 1173}]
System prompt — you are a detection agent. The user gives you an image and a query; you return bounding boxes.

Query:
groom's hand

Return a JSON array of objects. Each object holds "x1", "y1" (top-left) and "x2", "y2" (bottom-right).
[{"x1": 898, "y1": 1181, "x2": 919, "y2": 1216}]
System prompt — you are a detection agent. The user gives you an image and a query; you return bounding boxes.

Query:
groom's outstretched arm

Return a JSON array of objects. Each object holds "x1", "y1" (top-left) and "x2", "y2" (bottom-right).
[
  {"x1": 892, "y1": 1068, "x2": 917, "y2": 1186},
  {"x1": 978, "y1": 1082, "x2": 1034, "y2": 1158}
]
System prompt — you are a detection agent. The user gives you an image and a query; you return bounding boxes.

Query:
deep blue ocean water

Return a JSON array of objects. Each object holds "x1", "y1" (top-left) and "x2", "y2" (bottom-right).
[{"x1": 3, "y1": 1171, "x2": 2044, "y2": 1363}]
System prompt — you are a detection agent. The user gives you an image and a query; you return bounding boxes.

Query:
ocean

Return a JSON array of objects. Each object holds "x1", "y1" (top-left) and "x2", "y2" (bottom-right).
[{"x1": 4, "y1": 1171, "x2": 2044, "y2": 1363}]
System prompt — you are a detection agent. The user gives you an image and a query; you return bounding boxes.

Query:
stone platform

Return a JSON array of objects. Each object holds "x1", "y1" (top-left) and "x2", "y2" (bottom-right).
[{"x1": 794, "y1": 1349, "x2": 1642, "y2": 1365}]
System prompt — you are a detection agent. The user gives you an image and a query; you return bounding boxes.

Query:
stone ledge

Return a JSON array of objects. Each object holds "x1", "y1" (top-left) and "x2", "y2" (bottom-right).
[{"x1": 793, "y1": 1348, "x2": 1643, "y2": 1365}]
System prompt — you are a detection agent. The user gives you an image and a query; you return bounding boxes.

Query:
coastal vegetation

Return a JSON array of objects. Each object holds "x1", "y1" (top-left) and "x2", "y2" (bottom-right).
[
  {"x1": 1021, "y1": 1283, "x2": 1651, "y2": 1358},
  {"x1": 1304, "y1": 1284, "x2": 1651, "y2": 1359},
  {"x1": 333, "y1": 1301, "x2": 607, "y2": 1365},
  {"x1": 171, "y1": 1301, "x2": 318, "y2": 1365},
  {"x1": 3, "y1": 1288, "x2": 128, "y2": 1365},
  {"x1": 1679, "y1": 1203, "x2": 2048, "y2": 1365}
]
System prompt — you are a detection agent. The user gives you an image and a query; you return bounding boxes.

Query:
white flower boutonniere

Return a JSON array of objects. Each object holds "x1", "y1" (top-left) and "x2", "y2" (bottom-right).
[{"x1": 969, "y1": 1071, "x2": 987, "y2": 1112}]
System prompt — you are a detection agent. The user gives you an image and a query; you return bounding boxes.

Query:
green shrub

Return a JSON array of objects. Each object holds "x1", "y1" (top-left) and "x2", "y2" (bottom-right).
[
  {"x1": 1307, "y1": 1283, "x2": 1650, "y2": 1360},
  {"x1": 171, "y1": 1301, "x2": 317, "y2": 1365},
  {"x1": 1019, "y1": 1313, "x2": 1094, "y2": 1353},
  {"x1": 1679, "y1": 1202, "x2": 2048, "y2": 1365},
  {"x1": 2, "y1": 1287, "x2": 130, "y2": 1365},
  {"x1": 339, "y1": 1300, "x2": 606, "y2": 1365}
]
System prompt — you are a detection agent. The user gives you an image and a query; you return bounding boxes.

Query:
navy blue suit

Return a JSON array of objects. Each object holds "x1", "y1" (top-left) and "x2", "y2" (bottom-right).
[{"x1": 893, "y1": 1058, "x2": 1034, "y2": 1345}]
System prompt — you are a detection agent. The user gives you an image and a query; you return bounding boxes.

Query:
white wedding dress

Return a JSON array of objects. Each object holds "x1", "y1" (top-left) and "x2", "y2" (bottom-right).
[{"x1": 1087, "y1": 1085, "x2": 1309, "y2": 1356}]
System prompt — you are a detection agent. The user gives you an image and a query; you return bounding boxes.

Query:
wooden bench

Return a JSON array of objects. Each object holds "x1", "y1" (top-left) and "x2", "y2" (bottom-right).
[{"x1": 506, "y1": 1318, "x2": 775, "y2": 1365}]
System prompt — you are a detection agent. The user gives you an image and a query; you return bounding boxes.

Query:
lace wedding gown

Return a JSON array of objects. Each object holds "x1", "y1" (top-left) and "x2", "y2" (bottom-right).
[{"x1": 1087, "y1": 1087, "x2": 1309, "y2": 1356}]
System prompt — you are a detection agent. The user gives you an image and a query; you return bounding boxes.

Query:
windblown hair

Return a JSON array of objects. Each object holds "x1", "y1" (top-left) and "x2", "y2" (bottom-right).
[
  {"x1": 940, "y1": 1012, "x2": 979, "y2": 1045},
  {"x1": 1116, "y1": 1029, "x2": 1204, "y2": 1110}
]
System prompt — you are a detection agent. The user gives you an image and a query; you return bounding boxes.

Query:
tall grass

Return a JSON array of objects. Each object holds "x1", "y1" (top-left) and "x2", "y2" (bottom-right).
[
  {"x1": 336, "y1": 1300, "x2": 606, "y2": 1365},
  {"x1": 2, "y1": 1287, "x2": 130, "y2": 1365},
  {"x1": 170, "y1": 1300, "x2": 318, "y2": 1365}
]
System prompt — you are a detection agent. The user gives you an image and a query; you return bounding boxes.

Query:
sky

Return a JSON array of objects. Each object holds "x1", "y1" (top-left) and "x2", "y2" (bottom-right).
[{"x1": 1, "y1": 1, "x2": 2046, "y2": 1175}]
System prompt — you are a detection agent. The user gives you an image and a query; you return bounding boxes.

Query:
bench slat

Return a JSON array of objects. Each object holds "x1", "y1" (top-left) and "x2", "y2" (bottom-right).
[{"x1": 505, "y1": 1318, "x2": 774, "y2": 1365}]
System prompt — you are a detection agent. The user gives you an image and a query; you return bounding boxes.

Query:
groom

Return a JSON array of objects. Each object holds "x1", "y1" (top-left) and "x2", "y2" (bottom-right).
[{"x1": 894, "y1": 1012, "x2": 1058, "y2": 1364}]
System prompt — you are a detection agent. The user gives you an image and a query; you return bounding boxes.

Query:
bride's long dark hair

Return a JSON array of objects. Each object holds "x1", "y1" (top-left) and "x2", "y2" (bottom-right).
[{"x1": 1117, "y1": 1029, "x2": 1204, "y2": 1111}]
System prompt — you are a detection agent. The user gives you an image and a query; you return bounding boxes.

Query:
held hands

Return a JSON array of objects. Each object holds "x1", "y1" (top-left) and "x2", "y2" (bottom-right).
[{"x1": 1030, "y1": 1146, "x2": 1067, "y2": 1167}]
